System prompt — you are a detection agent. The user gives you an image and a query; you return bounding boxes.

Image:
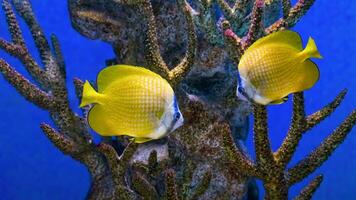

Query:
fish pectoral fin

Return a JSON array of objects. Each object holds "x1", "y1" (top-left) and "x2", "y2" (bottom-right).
[
  {"x1": 270, "y1": 96, "x2": 289, "y2": 104},
  {"x1": 131, "y1": 137, "x2": 153, "y2": 143}
]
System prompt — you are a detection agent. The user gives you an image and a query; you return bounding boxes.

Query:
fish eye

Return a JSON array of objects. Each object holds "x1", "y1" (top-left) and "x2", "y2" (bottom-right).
[{"x1": 174, "y1": 112, "x2": 180, "y2": 120}]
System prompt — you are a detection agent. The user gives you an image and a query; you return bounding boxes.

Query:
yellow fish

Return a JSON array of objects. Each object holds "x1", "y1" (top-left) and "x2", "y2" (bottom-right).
[
  {"x1": 237, "y1": 30, "x2": 322, "y2": 105},
  {"x1": 79, "y1": 65, "x2": 184, "y2": 143}
]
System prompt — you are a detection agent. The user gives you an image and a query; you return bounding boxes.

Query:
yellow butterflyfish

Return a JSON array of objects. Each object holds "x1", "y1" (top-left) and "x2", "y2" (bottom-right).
[
  {"x1": 237, "y1": 30, "x2": 322, "y2": 105},
  {"x1": 80, "y1": 65, "x2": 184, "y2": 143}
]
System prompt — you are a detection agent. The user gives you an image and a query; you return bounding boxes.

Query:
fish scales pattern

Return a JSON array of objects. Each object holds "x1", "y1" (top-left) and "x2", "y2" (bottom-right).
[
  {"x1": 102, "y1": 75, "x2": 172, "y2": 136},
  {"x1": 240, "y1": 45, "x2": 300, "y2": 100}
]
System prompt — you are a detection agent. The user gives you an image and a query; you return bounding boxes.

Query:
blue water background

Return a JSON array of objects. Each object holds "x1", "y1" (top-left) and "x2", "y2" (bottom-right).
[{"x1": 0, "y1": 1, "x2": 355, "y2": 199}]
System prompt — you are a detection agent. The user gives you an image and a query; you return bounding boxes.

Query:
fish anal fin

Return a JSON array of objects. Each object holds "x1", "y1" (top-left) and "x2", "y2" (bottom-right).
[
  {"x1": 296, "y1": 60, "x2": 320, "y2": 92},
  {"x1": 97, "y1": 65, "x2": 163, "y2": 92},
  {"x1": 88, "y1": 106, "x2": 119, "y2": 136}
]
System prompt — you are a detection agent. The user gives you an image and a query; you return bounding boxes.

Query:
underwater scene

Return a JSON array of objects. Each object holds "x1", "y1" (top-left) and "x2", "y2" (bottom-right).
[{"x1": 0, "y1": 0, "x2": 355, "y2": 200}]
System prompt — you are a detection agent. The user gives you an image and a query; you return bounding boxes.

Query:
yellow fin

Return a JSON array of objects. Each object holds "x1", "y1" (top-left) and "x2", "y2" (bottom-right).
[
  {"x1": 97, "y1": 65, "x2": 163, "y2": 92},
  {"x1": 80, "y1": 81, "x2": 102, "y2": 107},
  {"x1": 87, "y1": 106, "x2": 115, "y2": 136},
  {"x1": 269, "y1": 96, "x2": 289, "y2": 105},
  {"x1": 130, "y1": 137, "x2": 153, "y2": 143},
  {"x1": 300, "y1": 37, "x2": 322, "y2": 60},
  {"x1": 245, "y1": 30, "x2": 303, "y2": 54},
  {"x1": 290, "y1": 60, "x2": 320, "y2": 93}
]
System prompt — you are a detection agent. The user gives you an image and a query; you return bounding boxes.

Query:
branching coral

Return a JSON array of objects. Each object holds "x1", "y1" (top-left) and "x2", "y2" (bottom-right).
[
  {"x1": 220, "y1": 0, "x2": 356, "y2": 199},
  {"x1": 0, "y1": 0, "x2": 205, "y2": 199},
  {"x1": 223, "y1": 92, "x2": 355, "y2": 199},
  {"x1": 0, "y1": 0, "x2": 355, "y2": 199},
  {"x1": 136, "y1": 0, "x2": 197, "y2": 86},
  {"x1": 0, "y1": 0, "x2": 139, "y2": 198}
]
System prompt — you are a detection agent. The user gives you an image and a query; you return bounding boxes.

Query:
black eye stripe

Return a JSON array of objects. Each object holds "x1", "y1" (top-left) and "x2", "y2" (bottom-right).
[
  {"x1": 175, "y1": 112, "x2": 180, "y2": 119},
  {"x1": 173, "y1": 96, "x2": 179, "y2": 113}
]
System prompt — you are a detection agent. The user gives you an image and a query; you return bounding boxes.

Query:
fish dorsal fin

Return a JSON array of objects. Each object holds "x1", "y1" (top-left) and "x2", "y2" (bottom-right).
[
  {"x1": 96, "y1": 65, "x2": 163, "y2": 92},
  {"x1": 245, "y1": 30, "x2": 303, "y2": 54}
]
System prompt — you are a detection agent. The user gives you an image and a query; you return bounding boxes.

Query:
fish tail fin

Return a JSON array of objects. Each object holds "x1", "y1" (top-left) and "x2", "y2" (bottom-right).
[
  {"x1": 302, "y1": 37, "x2": 322, "y2": 59},
  {"x1": 80, "y1": 81, "x2": 101, "y2": 107}
]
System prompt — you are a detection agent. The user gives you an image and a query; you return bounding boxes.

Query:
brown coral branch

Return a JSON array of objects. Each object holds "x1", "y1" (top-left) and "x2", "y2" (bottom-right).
[
  {"x1": 12, "y1": 0, "x2": 53, "y2": 68},
  {"x1": 0, "y1": 1, "x2": 141, "y2": 199},
  {"x1": 304, "y1": 90, "x2": 347, "y2": 132},
  {"x1": 275, "y1": 90, "x2": 347, "y2": 167},
  {"x1": 293, "y1": 175, "x2": 323, "y2": 200},
  {"x1": 180, "y1": 159, "x2": 196, "y2": 198},
  {"x1": 50, "y1": 34, "x2": 66, "y2": 81},
  {"x1": 139, "y1": 0, "x2": 197, "y2": 86},
  {"x1": 188, "y1": 0, "x2": 350, "y2": 198},
  {"x1": 73, "y1": 77, "x2": 90, "y2": 117},
  {"x1": 222, "y1": 20, "x2": 243, "y2": 62},
  {"x1": 216, "y1": 0, "x2": 236, "y2": 19},
  {"x1": 168, "y1": 0, "x2": 197, "y2": 86},
  {"x1": 139, "y1": 0, "x2": 169, "y2": 76},
  {"x1": 131, "y1": 171, "x2": 159, "y2": 199},
  {"x1": 216, "y1": 0, "x2": 249, "y2": 27},
  {"x1": 244, "y1": 0, "x2": 264, "y2": 48},
  {"x1": 265, "y1": 0, "x2": 316, "y2": 33},
  {"x1": 274, "y1": 92, "x2": 306, "y2": 167},
  {"x1": 282, "y1": 0, "x2": 292, "y2": 19},
  {"x1": 287, "y1": 110, "x2": 356, "y2": 185},
  {"x1": 119, "y1": 141, "x2": 139, "y2": 168},
  {"x1": 12, "y1": 0, "x2": 68, "y2": 95},
  {"x1": 222, "y1": 122, "x2": 261, "y2": 178},
  {"x1": 73, "y1": 78, "x2": 84, "y2": 100},
  {"x1": 97, "y1": 142, "x2": 138, "y2": 185},
  {"x1": 0, "y1": 59, "x2": 56, "y2": 110},
  {"x1": 148, "y1": 150, "x2": 158, "y2": 173},
  {"x1": 40, "y1": 123, "x2": 76, "y2": 155},
  {"x1": 2, "y1": 0, "x2": 25, "y2": 48},
  {"x1": 0, "y1": 38, "x2": 47, "y2": 88},
  {"x1": 253, "y1": 104, "x2": 275, "y2": 171},
  {"x1": 189, "y1": 170, "x2": 212, "y2": 200},
  {"x1": 165, "y1": 169, "x2": 179, "y2": 200},
  {"x1": 113, "y1": 0, "x2": 144, "y2": 5},
  {"x1": 220, "y1": 0, "x2": 265, "y2": 62},
  {"x1": 114, "y1": 186, "x2": 138, "y2": 200},
  {"x1": 285, "y1": 0, "x2": 316, "y2": 27},
  {"x1": 1, "y1": 0, "x2": 91, "y2": 149},
  {"x1": 96, "y1": 143, "x2": 124, "y2": 186},
  {"x1": 233, "y1": 0, "x2": 249, "y2": 14}
]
